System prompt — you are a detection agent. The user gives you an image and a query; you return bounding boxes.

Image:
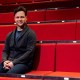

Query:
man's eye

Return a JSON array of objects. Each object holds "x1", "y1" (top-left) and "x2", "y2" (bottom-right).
[
  {"x1": 15, "y1": 16, "x2": 25, "y2": 18},
  {"x1": 16, "y1": 17, "x2": 19, "y2": 18},
  {"x1": 21, "y1": 16, "x2": 25, "y2": 18}
]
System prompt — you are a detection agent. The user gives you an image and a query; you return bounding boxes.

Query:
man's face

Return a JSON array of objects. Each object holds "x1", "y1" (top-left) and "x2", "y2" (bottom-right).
[{"x1": 14, "y1": 11, "x2": 27, "y2": 27}]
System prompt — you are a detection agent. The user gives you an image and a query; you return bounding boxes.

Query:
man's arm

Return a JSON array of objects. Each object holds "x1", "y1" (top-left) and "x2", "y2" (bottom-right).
[{"x1": 2, "y1": 32, "x2": 12, "y2": 62}]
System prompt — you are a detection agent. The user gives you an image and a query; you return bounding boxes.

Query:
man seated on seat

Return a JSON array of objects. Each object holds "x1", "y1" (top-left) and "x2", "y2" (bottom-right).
[{"x1": 0, "y1": 6, "x2": 36, "y2": 74}]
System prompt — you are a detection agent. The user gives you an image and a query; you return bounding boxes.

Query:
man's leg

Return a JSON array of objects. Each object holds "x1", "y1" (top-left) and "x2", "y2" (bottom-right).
[
  {"x1": 0, "y1": 63, "x2": 8, "y2": 73},
  {"x1": 7, "y1": 64, "x2": 31, "y2": 74}
]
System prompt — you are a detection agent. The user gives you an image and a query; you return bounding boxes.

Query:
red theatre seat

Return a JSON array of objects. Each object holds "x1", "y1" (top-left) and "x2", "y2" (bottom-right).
[
  {"x1": 0, "y1": 43, "x2": 55, "y2": 75},
  {"x1": 0, "y1": 25, "x2": 16, "y2": 41},
  {"x1": 46, "y1": 8, "x2": 80, "y2": 20},
  {"x1": 26, "y1": 43, "x2": 56, "y2": 75},
  {"x1": 0, "y1": 12, "x2": 14, "y2": 24},
  {"x1": 27, "y1": 10, "x2": 46, "y2": 22},
  {"x1": 56, "y1": 43, "x2": 80, "y2": 72},
  {"x1": 28, "y1": 22, "x2": 76, "y2": 40},
  {"x1": 74, "y1": 8, "x2": 80, "y2": 20}
]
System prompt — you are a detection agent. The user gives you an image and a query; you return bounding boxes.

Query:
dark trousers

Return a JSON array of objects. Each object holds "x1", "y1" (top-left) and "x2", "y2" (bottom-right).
[{"x1": 0, "y1": 63, "x2": 32, "y2": 74}]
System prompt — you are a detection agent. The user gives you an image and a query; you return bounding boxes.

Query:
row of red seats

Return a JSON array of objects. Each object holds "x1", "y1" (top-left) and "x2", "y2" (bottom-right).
[
  {"x1": 0, "y1": 0, "x2": 73, "y2": 5},
  {"x1": 0, "y1": 8, "x2": 80, "y2": 24},
  {"x1": 28, "y1": 8, "x2": 80, "y2": 22},
  {"x1": 0, "y1": 22, "x2": 80, "y2": 41},
  {"x1": 27, "y1": 43, "x2": 80, "y2": 78},
  {"x1": 0, "y1": 43, "x2": 80, "y2": 78},
  {"x1": 0, "y1": 0, "x2": 51, "y2": 4}
]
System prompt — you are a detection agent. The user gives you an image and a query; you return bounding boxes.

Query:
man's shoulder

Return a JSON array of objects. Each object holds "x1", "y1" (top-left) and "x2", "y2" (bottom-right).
[
  {"x1": 28, "y1": 28, "x2": 36, "y2": 36},
  {"x1": 25, "y1": 25, "x2": 36, "y2": 36},
  {"x1": 7, "y1": 31, "x2": 13, "y2": 38}
]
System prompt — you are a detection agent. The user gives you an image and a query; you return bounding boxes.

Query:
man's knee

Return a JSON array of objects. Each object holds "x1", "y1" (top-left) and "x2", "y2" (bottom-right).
[{"x1": 0, "y1": 63, "x2": 7, "y2": 73}]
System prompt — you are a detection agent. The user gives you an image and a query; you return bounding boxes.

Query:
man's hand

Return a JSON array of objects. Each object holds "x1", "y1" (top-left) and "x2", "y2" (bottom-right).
[
  {"x1": 3, "y1": 60, "x2": 11, "y2": 69},
  {"x1": 8, "y1": 62, "x2": 14, "y2": 68},
  {"x1": 3, "y1": 60, "x2": 14, "y2": 69}
]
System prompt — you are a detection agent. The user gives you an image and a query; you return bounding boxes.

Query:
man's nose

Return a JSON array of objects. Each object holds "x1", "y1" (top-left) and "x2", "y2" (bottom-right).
[{"x1": 18, "y1": 17, "x2": 22, "y2": 20}]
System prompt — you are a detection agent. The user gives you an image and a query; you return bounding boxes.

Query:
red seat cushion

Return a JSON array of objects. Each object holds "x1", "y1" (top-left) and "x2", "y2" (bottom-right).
[
  {"x1": 27, "y1": 71, "x2": 52, "y2": 76},
  {"x1": 0, "y1": 77, "x2": 40, "y2": 80},
  {"x1": 45, "y1": 71, "x2": 80, "y2": 78}
]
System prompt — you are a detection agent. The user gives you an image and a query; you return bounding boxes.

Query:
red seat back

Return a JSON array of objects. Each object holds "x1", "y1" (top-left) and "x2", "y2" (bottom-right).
[
  {"x1": 28, "y1": 22, "x2": 76, "y2": 40},
  {"x1": 46, "y1": 8, "x2": 80, "y2": 20},
  {"x1": 27, "y1": 10, "x2": 46, "y2": 22},
  {"x1": 56, "y1": 43, "x2": 80, "y2": 72},
  {"x1": 0, "y1": 12, "x2": 14, "y2": 24},
  {"x1": 33, "y1": 43, "x2": 56, "y2": 71},
  {"x1": 0, "y1": 25, "x2": 16, "y2": 41}
]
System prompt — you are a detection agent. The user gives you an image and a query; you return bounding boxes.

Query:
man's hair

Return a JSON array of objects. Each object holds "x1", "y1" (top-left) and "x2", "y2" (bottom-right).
[{"x1": 14, "y1": 6, "x2": 27, "y2": 16}]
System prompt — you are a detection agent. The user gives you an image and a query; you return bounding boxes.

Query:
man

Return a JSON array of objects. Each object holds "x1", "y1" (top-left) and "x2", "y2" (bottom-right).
[{"x1": 0, "y1": 6, "x2": 36, "y2": 74}]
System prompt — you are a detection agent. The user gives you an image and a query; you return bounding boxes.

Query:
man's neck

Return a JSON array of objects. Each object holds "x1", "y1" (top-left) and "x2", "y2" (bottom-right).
[{"x1": 17, "y1": 27, "x2": 23, "y2": 31}]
